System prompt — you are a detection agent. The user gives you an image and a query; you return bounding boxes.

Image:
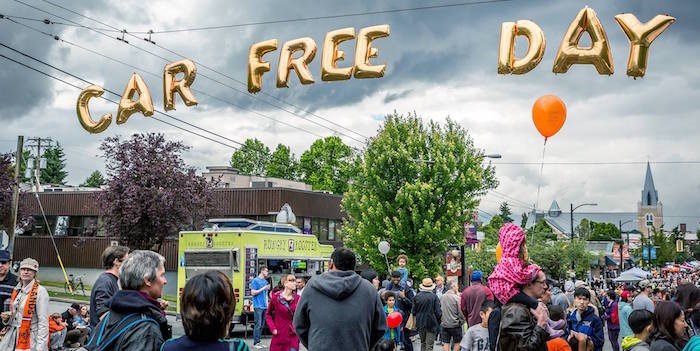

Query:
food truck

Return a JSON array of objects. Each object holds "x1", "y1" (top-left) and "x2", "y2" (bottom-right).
[{"x1": 176, "y1": 218, "x2": 334, "y2": 325}]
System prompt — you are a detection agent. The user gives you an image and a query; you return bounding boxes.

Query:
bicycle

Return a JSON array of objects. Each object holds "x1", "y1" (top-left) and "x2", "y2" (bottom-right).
[{"x1": 64, "y1": 273, "x2": 87, "y2": 296}]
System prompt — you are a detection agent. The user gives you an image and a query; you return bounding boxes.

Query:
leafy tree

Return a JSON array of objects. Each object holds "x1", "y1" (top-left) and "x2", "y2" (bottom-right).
[
  {"x1": 230, "y1": 138, "x2": 270, "y2": 176},
  {"x1": 265, "y1": 144, "x2": 298, "y2": 180},
  {"x1": 81, "y1": 170, "x2": 106, "y2": 187},
  {"x1": 342, "y1": 112, "x2": 497, "y2": 279},
  {"x1": 650, "y1": 225, "x2": 676, "y2": 264},
  {"x1": 464, "y1": 245, "x2": 497, "y2": 278},
  {"x1": 18, "y1": 150, "x2": 31, "y2": 183},
  {"x1": 526, "y1": 219, "x2": 556, "y2": 244},
  {"x1": 499, "y1": 202, "x2": 513, "y2": 223},
  {"x1": 521, "y1": 212, "x2": 529, "y2": 229},
  {"x1": 40, "y1": 143, "x2": 68, "y2": 184},
  {"x1": 529, "y1": 241, "x2": 567, "y2": 279},
  {"x1": 0, "y1": 153, "x2": 31, "y2": 231},
  {"x1": 481, "y1": 215, "x2": 504, "y2": 246},
  {"x1": 566, "y1": 239, "x2": 593, "y2": 279},
  {"x1": 299, "y1": 136, "x2": 354, "y2": 194},
  {"x1": 100, "y1": 133, "x2": 213, "y2": 250}
]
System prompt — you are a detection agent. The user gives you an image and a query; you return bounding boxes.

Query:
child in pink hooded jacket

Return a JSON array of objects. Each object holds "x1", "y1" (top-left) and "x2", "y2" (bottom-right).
[{"x1": 488, "y1": 223, "x2": 541, "y2": 305}]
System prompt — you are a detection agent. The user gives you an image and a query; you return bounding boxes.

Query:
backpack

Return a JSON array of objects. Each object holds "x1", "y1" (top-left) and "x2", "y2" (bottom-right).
[
  {"x1": 610, "y1": 303, "x2": 619, "y2": 325},
  {"x1": 79, "y1": 312, "x2": 159, "y2": 351}
]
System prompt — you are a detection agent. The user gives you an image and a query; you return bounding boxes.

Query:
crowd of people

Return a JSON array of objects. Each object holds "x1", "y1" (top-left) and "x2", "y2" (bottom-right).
[{"x1": 4, "y1": 223, "x2": 700, "y2": 350}]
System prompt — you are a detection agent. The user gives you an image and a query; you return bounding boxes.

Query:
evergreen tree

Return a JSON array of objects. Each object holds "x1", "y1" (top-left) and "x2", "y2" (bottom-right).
[
  {"x1": 81, "y1": 170, "x2": 106, "y2": 187},
  {"x1": 521, "y1": 212, "x2": 529, "y2": 229},
  {"x1": 40, "y1": 143, "x2": 67, "y2": 184},
  {"x1": 499, "y1": 202, "x2": 513, "y2": 223}
]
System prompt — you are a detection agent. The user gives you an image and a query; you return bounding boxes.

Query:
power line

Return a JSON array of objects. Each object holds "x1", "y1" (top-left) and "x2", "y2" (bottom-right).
[
  {"x1": 119, "y1": 0, "x2": 513, "y2": 34},
  {"x1": 22, "y1": 0, "x2": 369, "y2": 143},
  {"x1": 1, "y1": 17, "x2": 325, "y2": 139},
  {"x1": 0, "y1": 42, "x2": 244, "y2": 148},
  {"x1": 0, "y1": 53, "x2": 239, "y2": 150}
]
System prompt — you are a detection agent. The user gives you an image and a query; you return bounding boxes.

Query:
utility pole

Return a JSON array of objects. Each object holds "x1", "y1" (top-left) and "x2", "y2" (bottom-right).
[
  {"x1": 25, "y1": 137, "x2": 53, "y2": 191},
  {"x1": 7, "y1": 136, "x2": 23, "y2": 257}
]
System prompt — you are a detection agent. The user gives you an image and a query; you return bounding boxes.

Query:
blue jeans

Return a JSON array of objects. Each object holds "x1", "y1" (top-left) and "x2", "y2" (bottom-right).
[{"x1": 254, "y1": 308, "x2": 267, "y2": 344}]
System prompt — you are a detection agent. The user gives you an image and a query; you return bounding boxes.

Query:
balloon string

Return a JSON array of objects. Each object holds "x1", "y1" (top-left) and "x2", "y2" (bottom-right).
[{"x1": 535, "y1": 138, "x2": 548, "y2": 213}]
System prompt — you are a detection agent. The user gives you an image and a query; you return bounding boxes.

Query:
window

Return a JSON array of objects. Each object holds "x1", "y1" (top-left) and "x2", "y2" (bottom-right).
[
  {"x1": 312, "y1": 218, "x2": 320, "y2": 238},
  {"x1": 328, "y1": 220, "x2": 336, "y2": 241},
  {"x1": 645, "y1": 213, "x2": 653, "y2": 225},
  {"x1": 320, "y1": 218, "x2": 329, "y2": 241}
]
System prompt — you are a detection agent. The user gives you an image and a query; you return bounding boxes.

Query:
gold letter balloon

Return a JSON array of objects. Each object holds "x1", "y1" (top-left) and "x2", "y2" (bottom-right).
[
  {"x1": 116, "y1": 73, "x2": 154, "y2": 125},
  {"x1": 614, "y1": 13, "x2": 675, "y2": 78},
  {"x1": 354, "y1": 24, "x2": 390, "y2": 79},
  {"x1": 76, "y1": 85, "x2": 112, "y2": 134},
  {"x1": 248, "y1": 39, "x2": 278, "y2": 93},
  {"x1": 552, "y1": 6, "x2": 614, "y2": 75},
  {"x1": 163, "y1": 59, "x2": 198, "y2": 111},
  {"x1": 321, "y1": 27, "x2": 356, "y2": 81},
  {"x1": 497, "y1": 20, "x2": 545, "y2": 74},
  {"x1": 277, "y1": 37, "x2": 317, "y2": 88}
]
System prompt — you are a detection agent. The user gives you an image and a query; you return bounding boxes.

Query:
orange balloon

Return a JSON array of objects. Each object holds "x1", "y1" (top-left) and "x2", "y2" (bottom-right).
[
  {"x1": 532, "y1": 95, "x2": 566, "y2": 140},
  {"x1": 496, "y1": 242, "x2": 502, "y2": 262}
]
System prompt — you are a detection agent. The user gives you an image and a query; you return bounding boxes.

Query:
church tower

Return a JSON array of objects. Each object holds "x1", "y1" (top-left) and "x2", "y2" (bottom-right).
[{"x1": 637, "y1": 162, "x2": 663, "y2": 237}]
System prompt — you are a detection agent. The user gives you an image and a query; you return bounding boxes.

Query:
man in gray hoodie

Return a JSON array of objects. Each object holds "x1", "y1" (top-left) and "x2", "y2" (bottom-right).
[{"x1": 294, "y1": 247, "x2": 386, "y2": 350}]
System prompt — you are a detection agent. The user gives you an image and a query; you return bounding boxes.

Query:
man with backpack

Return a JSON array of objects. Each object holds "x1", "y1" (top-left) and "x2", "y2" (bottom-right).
[{"x1": 84, "y1": 250, "x2": 172, "y2": 351}]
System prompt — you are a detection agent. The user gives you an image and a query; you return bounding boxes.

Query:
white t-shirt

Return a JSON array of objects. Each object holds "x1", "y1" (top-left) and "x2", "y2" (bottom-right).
[{"x1": 461, "y1": 324, "x2": 489, "y2": 351}]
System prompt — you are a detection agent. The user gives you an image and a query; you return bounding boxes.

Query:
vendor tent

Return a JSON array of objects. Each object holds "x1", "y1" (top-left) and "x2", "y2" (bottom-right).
[{"x1": 614, "y1": 267, "x2": 651, "y2": 282}]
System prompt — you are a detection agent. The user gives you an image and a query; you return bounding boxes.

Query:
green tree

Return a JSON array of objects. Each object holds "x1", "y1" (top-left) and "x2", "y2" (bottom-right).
[
  {"x1": 464, "y1": 245, "x2": 497, "y2": 277},
  {"x1": 16, "y1": 150, "x2": 31, "y2": 183},
  {"x1": 650, "y1": 225, "x2": 676, "y2": 264},
  {"x1": 527, "y1": 219, "x2": 556, "y2": 244},
  {"x1": 576, "y1": 218, "x2": 593, "y2": 241},
  {"x1": 566, "y1": 239, "x2": 593, "y2": 278},
  {"x1": 265, "y1": 144, "x2": 298, "y2": 180},
  {"x1": 81, "y1": 170, "x2": 106, "y2": 187},
  {"x1": 481, "y1": 215, "x2": 504, "y2": 246},
  {"x1": 230, "y1": 138, "x2": 270, "y2": 176},
  {"x1": 521, "y1": 212, "x2": 529, "y2": 229},
  {"x1": 587, "y1": 221, "x2": 621, "y2": 241},
  {"x1": 499, "y1": 202, "x2": 513, "y2": 223},
  {"x1": 342, "y1": 112, "x2": 497, "y2": 279},
  {"x1": 40, "y1": 143, "x2": 67, "y2": 184},
  {"x1": 299, "y1": 136, "x2": 354, "y2": 194},
  {"x1": 529, "y1": 241, "x2": 568, "y2": 279}
]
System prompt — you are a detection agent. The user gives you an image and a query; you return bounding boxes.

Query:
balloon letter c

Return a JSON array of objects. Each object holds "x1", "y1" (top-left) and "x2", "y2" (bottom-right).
[{"x1": 77, "y1": 85, "x2": 112, "y2": 134}]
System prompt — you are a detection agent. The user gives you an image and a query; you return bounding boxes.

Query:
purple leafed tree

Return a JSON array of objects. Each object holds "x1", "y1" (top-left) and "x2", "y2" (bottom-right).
[
  {"x1": 100, "y1": 133, "x2": 213, "y2": 251},
  {"x1": 0, "y1": 153, "x2": 31, "y2": 231}
]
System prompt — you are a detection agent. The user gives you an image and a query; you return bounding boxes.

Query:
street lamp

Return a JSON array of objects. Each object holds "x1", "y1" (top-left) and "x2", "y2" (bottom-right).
[
  {"x1": 619, "y1": 220, "x2": 635, "y2": 271},
  {"x1": 484, "y1": 154, "x2": 502, "y2": 159},
  {"x1": 570, "y1": 202, "x2": 597, "y2": 270}
]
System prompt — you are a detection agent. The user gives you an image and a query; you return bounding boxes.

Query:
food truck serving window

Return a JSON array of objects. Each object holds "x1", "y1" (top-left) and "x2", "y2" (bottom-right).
[{"x1": 184, "y1": 250, "x2": 239, "y2": 270}]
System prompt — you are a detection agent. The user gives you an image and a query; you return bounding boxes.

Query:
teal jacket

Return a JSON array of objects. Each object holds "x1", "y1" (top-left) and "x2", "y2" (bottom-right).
[
  {"x1": 619, "y1": 301, "x2": 634, "y2": 338},
  {"x1": 683, "y1": 336, "x2": 700, "y2": 351}
]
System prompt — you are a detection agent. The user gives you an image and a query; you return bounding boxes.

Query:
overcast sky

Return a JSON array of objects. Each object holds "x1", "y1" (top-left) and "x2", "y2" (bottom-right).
[{"x1": 1, "y1": 0, "x2": 698, "y2": 228}]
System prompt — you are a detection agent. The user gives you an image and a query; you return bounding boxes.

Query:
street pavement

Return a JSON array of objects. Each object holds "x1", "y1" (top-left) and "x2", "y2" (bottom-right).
[{"x1": 50, "y1": 299, "x2": 615, "y2": 351}]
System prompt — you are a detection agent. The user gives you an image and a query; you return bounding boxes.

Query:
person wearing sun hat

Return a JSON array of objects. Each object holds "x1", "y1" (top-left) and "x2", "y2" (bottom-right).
[
  {"x1": 0, "y1": 257, "x2": 50, "y2": 351},
  {"x1": 413, "y1": 277, "x2": 442, "y2": 351}
]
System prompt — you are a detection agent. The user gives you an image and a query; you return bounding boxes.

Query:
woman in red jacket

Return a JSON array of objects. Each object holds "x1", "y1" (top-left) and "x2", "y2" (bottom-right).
[{"x1": 266, "y1": 274, "x2": 300, "y2": 351}]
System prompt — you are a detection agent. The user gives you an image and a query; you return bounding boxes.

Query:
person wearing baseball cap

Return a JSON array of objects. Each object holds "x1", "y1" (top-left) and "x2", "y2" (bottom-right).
[
  {"x1": 0, "y1": 250, "x2": 18, "y2": 314},
  {"x1": 633, "y1": 280, "x2": 655, "y2": 312},
  {"x1": 619, "y1": 290, "x2": 634, "y2": 339},
  {"x1": 0, "y1": 257, "x2": 50, "y2": 351}
]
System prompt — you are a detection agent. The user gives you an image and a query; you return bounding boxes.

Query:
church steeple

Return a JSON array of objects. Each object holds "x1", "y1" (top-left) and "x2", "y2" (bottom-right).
[{"x1": 641, "y1": 162, "x2": 658, "y2": 206}]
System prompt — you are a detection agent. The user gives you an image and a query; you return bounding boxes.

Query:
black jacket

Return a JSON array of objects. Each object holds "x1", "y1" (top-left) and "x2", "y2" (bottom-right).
[
  {"x1": 93, "y1": 290, "x2": 171, "y2": 351},
  {"x1": 412, "y1": 290, "x2": 442, "y2": 333},
  {"x1": 497, "y1": 292, "x2": 548, "y2": 351}
]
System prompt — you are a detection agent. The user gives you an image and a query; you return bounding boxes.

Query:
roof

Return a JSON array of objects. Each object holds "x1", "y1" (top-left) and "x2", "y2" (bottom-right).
[
  {"x1": 641, "y1": 162, "x2": 659, "y2": 206},
  {"x1": 526, "y1": 210, "x2": 699, "y2": 235}
]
